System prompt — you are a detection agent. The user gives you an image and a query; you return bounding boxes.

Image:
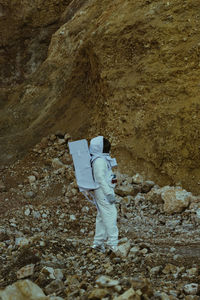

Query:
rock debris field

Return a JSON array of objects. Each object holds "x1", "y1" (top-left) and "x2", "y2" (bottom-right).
[{"x1": 0, "y1": 134, "x2": 200, "y2": 299}]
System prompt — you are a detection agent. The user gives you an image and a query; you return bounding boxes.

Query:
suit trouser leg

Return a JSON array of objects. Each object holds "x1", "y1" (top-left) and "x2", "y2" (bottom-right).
[{"x1": 94, "y1": 197, "x2": 118, "y2": 247}]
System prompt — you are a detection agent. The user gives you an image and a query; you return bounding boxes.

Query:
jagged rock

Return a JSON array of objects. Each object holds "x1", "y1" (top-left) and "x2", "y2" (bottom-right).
[
  {"x1": 159, "y1": 292, "x2": 171, "y2": 300},
  {"x1": 52, "y1": 158, "x2": 65, "y2": 169},
  {"x1": 15, "y1": 237, "x2": 30, "y2": 247},
  {"x1": 117, "y1": 241, "x2": 131, "y2": 257},
  {"x1": 96, "y1": 275, "x2": 119, "y2": 288},
  {"x1": 116, "y1": 184, "x2": 141, "y2": 197},
  {"x1": 150, "y1": 266, "x2": 161, "y2": 276},
  {"x1": 183, "y1": 283, "x2": 199, "y2": 295},
  {"x1": 24, "y1": 191, "x2": 36, "y2": 199},
  {"x1": 162, "y1": 187, "x2": 192, "y2": 214},
  {"x1": 146, "y1": 187, "x2": 163, "y2": 204},
  {"x1": 129, "y1": 246, "x2": 140, "y2": 257},
  {"x1": 186, "y1": 268, "x2": 198, "y2": 277},
  {"x1": 28, "y1": 176, "x2": 36, "y2": 184},
  {"x1": 141, "y1": 181, "x2": 155, "y2": 193},
  {"x1": 88, "y1": 288, "x2": 110, "y2": 299},
  {"x1": 113, "y1": 287, "x2": 140, "y2": 300},
  {"x1": 17, "y1": 264, "x2": 35, "y2": 279},
  {"x1": 132, "y1": 174, "x2": 144, "y2": 184},
  {"x1": 0, "y1": 279, "x2": 64, "y2": 300},
  {"x1": 44, "y1": 279, "x2": 64, "y2": 295}
]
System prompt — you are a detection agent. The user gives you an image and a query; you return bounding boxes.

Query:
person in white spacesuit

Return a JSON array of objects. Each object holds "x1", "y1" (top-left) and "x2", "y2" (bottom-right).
[{"x1": 89, "y1": 136, "x2": 118, "y2": 253}]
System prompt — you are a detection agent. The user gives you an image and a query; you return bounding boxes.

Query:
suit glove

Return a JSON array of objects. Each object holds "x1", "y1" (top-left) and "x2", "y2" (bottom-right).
[{"x1": 107, "y1": 194, "x2": 116, "y2": 204}]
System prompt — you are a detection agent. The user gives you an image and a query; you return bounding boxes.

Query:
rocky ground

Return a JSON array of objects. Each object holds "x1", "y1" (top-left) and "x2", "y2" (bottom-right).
[{"x1": 0, "y1": 134, "x2": 200, "y2": 299}]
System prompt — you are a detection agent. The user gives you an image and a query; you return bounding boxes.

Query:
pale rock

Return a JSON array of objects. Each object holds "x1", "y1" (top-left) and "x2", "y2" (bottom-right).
[
  {"x1": 17, "y1": 264, "x2": 35, "y2": 279},
  {"x1": 150, "y1": 266, "x2": 161, "y2": 276},
  {"x1": 146, "y1": 187, "x2": 163, "y2": 204},
  {"x1": 169, "y1": 247, "x2": 176, "y2": 253},
  {"x1": 141, "y1": 248, "x2": 148, "y2": 255},
  {"x1": 24, "y1": 208, "x2": 31, "y2": 216},
  {"x1": 54, "y1": 269, "x2": 64, "y2": 280},
  {"x1": 162, "y1": 264, "x2": 178, "y2": 275},
  {"x1": 113, "y1": 288, "x2": 137, "y2": 300},
  {"x1": 81, "y1": 206, "x2": 89, "y2": 213},
  {"x1": 160, "y1": 292, "x2": 171, "y2": 300},
  {"x1": 161, "y1": 186, "x2": 192, "y2": 214},
  {"x1": 32, "y1": 211, "x2": 41, "y2": 218},
  {"x1": 129, "y1": 246, "x2": 140, "y2": 257},
  {"x1": 70, "y1": 214, "x2": 76, "y2": 221},
  {"x1": 196, "y1": 208, "x2": 200, "y2": 219},
  {"x1": 44, "y1": 279, "x2": 64, "y2": 295},
  {"x1": 117, "y1": 241, "x2": 131, "y2": 257},
  {"x1": 57, "y1": 138, "x2": 66, "y2": 145},
  {"x1": 114, "y1": 285, "x2": 122, "y2": 293},
  {"x1": 132, "y1": 173, "x2": 144, "y2": 184},
  {"x1": 96, "y1": 275, "x2": 119, "y2": 287},
  {"x1": 24, "y1": 191, "x2": 36, "y2": 199},
  {"x1": 141, "y1": 181, "x2": 155, "y2": 193},
  {"x1": 41, "y1": 266, "x2": 56, "y2": 279},
  {"x1": 118, "y1": 237, "x2": 128, "y2": 244},
  {"x1": 183, "y1": 283, "x2": 199, "y2": 295},
  {"x1": 115, "y1": 184, "x2": 140, "y2": 197},
  {"x1": 0, "y1": 279, "x2": 47, "y2": 300},
  {"x1": 135, "y1": 193, "x2": 146, "y2": 204},
  {"x1": 52, "y1": 158, "x2": 64, "y2": 169},
  {"x1": 88, "y1": 288, "x2": 109, "y2": 299},
  {"x1": 186, "y1": 268, "x2": 198, "y2": 277},
  {"x1": 50, "y1": 134, "x2": 57, "y2": 141},
  {"x1": 39, "y1": 241, "x2": 45, "y2": 247},
  {"x1": 15, "y1": 237, "x2": 30, "y2": 247},
  {"x1": 28, "y1": 175, "x2": 36, "y2": 184},
  {"x1": 64, "y1": 133, "x2": 71, "y2": 141}
]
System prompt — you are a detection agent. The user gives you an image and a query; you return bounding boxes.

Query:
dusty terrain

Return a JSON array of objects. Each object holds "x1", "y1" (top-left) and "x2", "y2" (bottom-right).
[
  {"x1": 0, "y1": 1, "x2": 200, "y2": 298},
  {"x1": 0, "y1": 134, "x2": 199, "y2": 299},
  {"x1": 0, "y1": 0, "x2": 200, "y2": 193}
]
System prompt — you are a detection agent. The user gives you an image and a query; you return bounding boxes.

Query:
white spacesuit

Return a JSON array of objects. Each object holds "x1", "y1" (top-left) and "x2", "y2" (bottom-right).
[{"x1": 89, "y1": 136, "x2": 118, "y2": 252}]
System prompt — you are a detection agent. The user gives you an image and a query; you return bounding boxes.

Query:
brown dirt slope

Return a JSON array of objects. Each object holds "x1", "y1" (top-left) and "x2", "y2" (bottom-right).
[{"x1": 0, "y1": 0, "x2": 200, "y2": 193}]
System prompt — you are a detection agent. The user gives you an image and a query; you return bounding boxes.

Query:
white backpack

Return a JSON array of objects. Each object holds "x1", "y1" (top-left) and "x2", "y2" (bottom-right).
[{"x1": 68, "y1": 139, "x2": 99, "y2": 204}]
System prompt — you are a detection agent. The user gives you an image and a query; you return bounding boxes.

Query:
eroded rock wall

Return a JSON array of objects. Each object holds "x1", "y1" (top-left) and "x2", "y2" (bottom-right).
[{"x1": 0, "y1": 0, "x2": 200, "y2": 193}]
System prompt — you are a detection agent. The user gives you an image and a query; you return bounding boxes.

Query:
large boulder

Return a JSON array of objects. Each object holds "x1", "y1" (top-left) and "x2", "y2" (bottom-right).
[
  {"x1": 0, "y1": 279, "x2": 64, "y2": 300},
  {"x1": 161, "y1": 186, "x2": 193, "y2": 214}
]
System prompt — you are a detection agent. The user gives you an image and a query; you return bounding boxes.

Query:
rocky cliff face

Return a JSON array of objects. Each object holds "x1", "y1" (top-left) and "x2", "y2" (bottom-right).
[{"x1": 1, "y1": 0, "x2": 200, "y2": 193}]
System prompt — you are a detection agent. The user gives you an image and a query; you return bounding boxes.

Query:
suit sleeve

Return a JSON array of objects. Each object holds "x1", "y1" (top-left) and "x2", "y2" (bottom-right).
[{"x1": 93, "y1": 158, "x2": 113, "y2": 196}]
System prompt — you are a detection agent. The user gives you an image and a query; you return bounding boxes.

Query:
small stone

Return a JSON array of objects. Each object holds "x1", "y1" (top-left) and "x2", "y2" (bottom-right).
[
  {"x1": 115, "y1": 184, "x2": 140, "y2": 197},
  {"x1": 186, "y1": 268, "x2": 198, "y2": 277},
  {"x1": 117, "y1": 241, "x2": 131, "y2": 257},
  {"x1": 52, "y1": 158, "x2": 64, "y2": 169},
  {"x1": 88, "y1": 288, "x2": 109, "y2": 299},
  {"x1": 183, "y1": 283, "x2": 199, "y2": 295},
  {"x1": 28, "y1": 176, "x2": 36, "y2": 184},
  {"x1": 0, "y1": 180, "x2": 6, "y2": 192},
  {"x1": 45, "y1": 279, "x2": 64, "y2": 295},
  {"x1": 0, "y1": 280, "x2": 46, "y2": 299},
  {"x1": 24, "y1": 191, "x2": 36, "y2": 199},
  {"x1": 129, "y1": 246, "x2": 140, "y2": 257},
  {"x1": 15, "y1": 237, "x2": 30, "y2": 247},
  {"x1": 113, "y1": 288, "x2": 136, "y2": 300},
  {"x1": 150, "y1": 266, "x2": 161, "y2": 276},
  {"x1": 160, "y1": 292, "x2": 171, "y2": 300},
  {"x1": 17, "y1": 264, "x2": 35, "y2": 279},
  {"x1": 96, "y1": 275, "x2": 119, "y2": 287},
  {"x1": 70, "y1": 214, "x2": 76, "y2": 221},
  {"x1": 24, "y1": 208, "x2": 31, "y2": 216},
  {"x1": 132, "y1": 173, "x2": 144, "y2": 184},
  {"x1": 141, "y1": 181, "x2": 155, "y2": 193}
]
